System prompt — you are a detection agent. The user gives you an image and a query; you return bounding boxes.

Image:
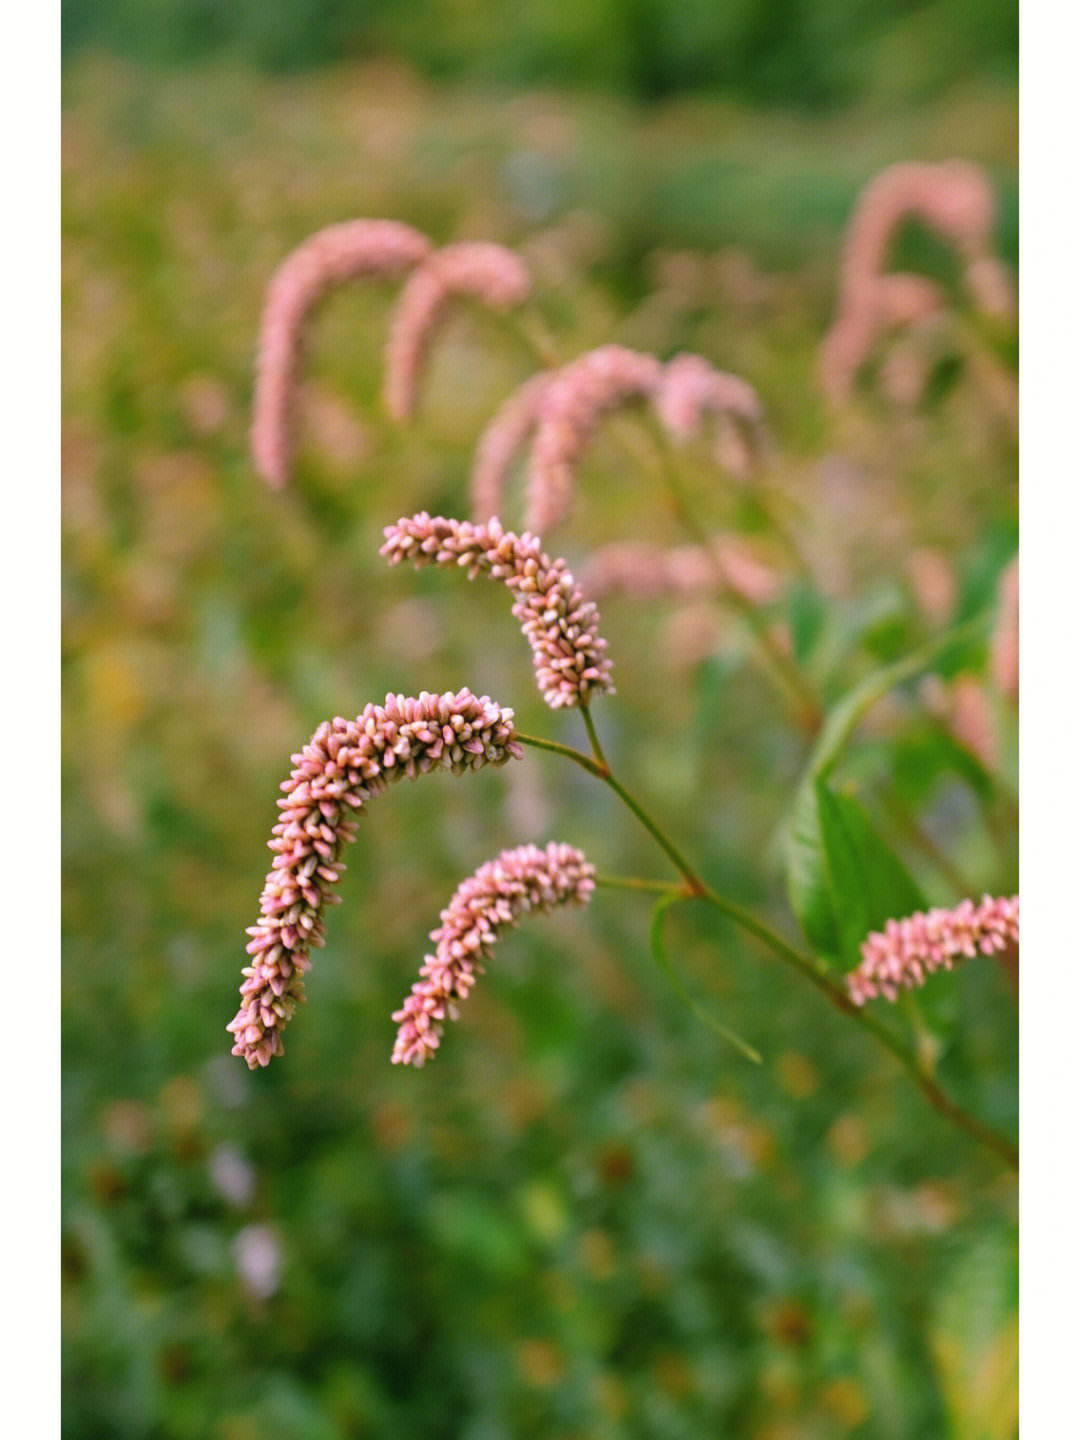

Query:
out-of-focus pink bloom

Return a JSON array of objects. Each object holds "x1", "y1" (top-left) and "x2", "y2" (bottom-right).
[
  {"x1": 381, "y1": 513, "x2": 614, "y2": 709},
  {"x1": 949, "y1": 673, "x2": 997, "y2": 770},
  {"x1": 655, "y1": 354, "x2": 769, "y2": 479},
  {"x1": 906, "y1": 548, "x2": 957, "y2": 626},
  {"x1": 228, "y1": 690, "x2": 522, "y2": 1069},
  {"x1": 819, "y1": 160, "x2": 1010, "y2": 403},
  {"x1": 990, "y1": 557, "x2": 1019, "y2": 703},
  {"x1": 964, "y1": 256, "x2": 1016, "y2": 322},
  {"x1": 392, "y1": 842, "x2": 594, "y2": 1066},
  {"x1": 579, "y1": 538, "x2": 781, "y2": 606},
  {"x1": 250, "y1": 219, "x2": 432, "y2": 488},
  {"x1": 526, "y1": 346, "x2": 663, "y2": 534},
  {"x1": 208, "y1": 1144, "x2": 256, "y2": 1208},
  {"x1": 470, "y1": 370, "x2": 555, "y2": 524},
  {"x1": 383, "y1": 242, "x2": 532, "y2": 422},
  {"x1": 847, "y1": 894, "x2": 1019, "y2": 1004}
]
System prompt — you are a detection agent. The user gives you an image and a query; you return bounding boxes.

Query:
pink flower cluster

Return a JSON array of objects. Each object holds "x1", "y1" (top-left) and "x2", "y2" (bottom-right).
[
  {"x1": 990, "y1": 557, "x2": 1019, "y2": 703},
  {"x1": 228, "y1": 689, "x2": 522, "y2": 1069},
  {"x1": 819, "y1": 160, "x2": 1013, "y2": 403},
  {"x1": 392, "y1": 842, "x2": 595, "y2": 1066},
  {"x1": 381, "y1": 513, "x2": 614, "y2": 709},
  {"x1": 468, "y1": 348, "x2": 769, "y2": 532},
  {"x1": 655, "y1": 353, "x2": 769, "y2": 479},
  {"x1": 470, "y1": 370, "x2": 554, "y2": 524},
  {"x1": 383, "y1": 242, "x2": 532, "y2": 422},
  {"x1": 526, "y1": 346, "x2": 663, "y2": 533},
  {"x1": 251, "y1": 219, "x2": 433, "y2": 488},
  {"x1": 847, "y1": 894, "x2": 1019, "y2": 1005},
  {"x1": 580, "y1": 538, "x2": 781, "y2": 606}
]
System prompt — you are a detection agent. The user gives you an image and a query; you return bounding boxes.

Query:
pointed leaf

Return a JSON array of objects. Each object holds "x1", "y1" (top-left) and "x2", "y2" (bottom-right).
[
  {"x1": 815, "y1": 780, "x2": 926, "y2": 968},
  {"x1": 783, "y1": 779, "x2": 840, "y2": 957},
  {"x1": 782, "y1": 617, "x2": 987, "y2": 957}
]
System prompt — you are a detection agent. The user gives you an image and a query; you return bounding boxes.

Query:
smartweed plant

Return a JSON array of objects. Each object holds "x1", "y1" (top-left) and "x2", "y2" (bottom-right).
[{"x1": 231, "y1": 179, "x2": 1018, "y2": 1171}]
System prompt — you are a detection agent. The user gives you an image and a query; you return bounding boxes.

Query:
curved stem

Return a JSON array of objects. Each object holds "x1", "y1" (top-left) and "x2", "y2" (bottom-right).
[
  {"x1": 517, "y1": 731, "x2": 708, "y2": 896},
  {"x1": 689, "y1": 884, "x2": 1018, "y2": 1167},
  {"x1": 682, "y1": 883, "x2": 1018, "y2": 1167},
  {"x1": 519, "y1": 729, "x2": 1018, "y2": 1170}
]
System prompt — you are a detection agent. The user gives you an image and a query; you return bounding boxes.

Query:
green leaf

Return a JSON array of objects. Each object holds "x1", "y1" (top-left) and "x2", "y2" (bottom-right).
[
  {"x1": 888, "y1": 723, "x2": 995, "y2": 808},
  {"x1": 815, "y1": 780, "x2": 926, "y2": 969},
  {"x1": 648, "y1": 896, "x2": 762, "y2": 1063},
  {"x1": 782, "y1": 617, "x2": 988, "y2": 956},
  {"x1": 783, "y1": 778, "x2": 840, "y2": 956}
]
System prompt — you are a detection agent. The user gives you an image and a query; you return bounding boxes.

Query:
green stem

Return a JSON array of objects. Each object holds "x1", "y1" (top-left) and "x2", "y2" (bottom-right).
[
  {"x1": 580, "y1": 704, "x2": 608, "y2": 770},
  {"x1": 517, "y1": 732, "x2": 709, "y2": 897},
  {"x1": 594, "y1": 873, "x2": 688, "y2": 897},
  {"x1": 519, "y1": 728, "x2": 1018, "y2": 1170},
  {"x1": 689, "y1": 884, "x2": 1017, "y2": 1169}
]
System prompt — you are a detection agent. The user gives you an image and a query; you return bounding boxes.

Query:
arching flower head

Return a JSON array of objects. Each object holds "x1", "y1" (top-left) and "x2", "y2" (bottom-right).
[
  {"x1": 392, "y1": 842, "x2": 595, "y2": 1066},
  {"x1": 526, "y1": 346, "x2": 662, "y2": 534},
  {"x1": 847, "y1": 894, "x2": 1019, "y2": 1005},
  {"x1": 251, "y1": 219, "x2": 432, "y2": 488},
  {"x1": 381, "y1": 513, "x2": 614, "y2": 709},
  {"x1": 229, "y1": 689, "x2": 522, "y2": 1068},
  {"x1": 384, "y1": 242, "x2": 532, "y2": 422}
]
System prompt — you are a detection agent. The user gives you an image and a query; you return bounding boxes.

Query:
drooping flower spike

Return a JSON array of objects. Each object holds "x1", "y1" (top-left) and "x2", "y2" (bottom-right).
[
  {"x1": 392, "y1": 842, "x2": 595, "y2": 1066},
  {"x1": 818, "y1": 160, "x2": 1012, "y2": 403},
  {"x1": 381, "y1": 513, "x2": 614, "y2": 710},
  {"x1": 228, "y1": 690, "x2": 522, "y2": 1069},
  {"x1": 655, "y1": 353, "x2": 770, "y2": 480},
  {"x1": 579, "y1": 537, "x2": 781, "y2": 606},
  {"x1": 251, "y1": 219, "x2": 433, "y2": 488},
  {"x1": 383, "y1": 242, "x2": 532, "y2": 422},
  {"x1": 526, "y1": 345, "x2": 663, "y2": 534},
  {"x1": 470, "y1": 370, "x2": 555, "y2": 525},
  {"x1": 846, "y1": 894, "x2": 1019, "y2": 1005}
]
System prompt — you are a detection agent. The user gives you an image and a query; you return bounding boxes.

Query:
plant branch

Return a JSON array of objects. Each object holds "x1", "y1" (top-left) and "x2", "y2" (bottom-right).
[{"x1": 519, "y1": 727, "x2": 1017, "y2": 1170}]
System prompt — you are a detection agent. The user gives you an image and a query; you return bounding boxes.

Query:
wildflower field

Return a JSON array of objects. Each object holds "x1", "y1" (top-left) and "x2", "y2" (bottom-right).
[{"x1": 63, "y1": 47, "x2": 1018, "y2": 1440}]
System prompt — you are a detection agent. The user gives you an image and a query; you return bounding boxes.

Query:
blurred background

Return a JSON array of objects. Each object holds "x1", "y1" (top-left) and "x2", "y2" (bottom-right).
[{"x1": 62, "y1": 3, "x2": 1018, "y2": 1437}]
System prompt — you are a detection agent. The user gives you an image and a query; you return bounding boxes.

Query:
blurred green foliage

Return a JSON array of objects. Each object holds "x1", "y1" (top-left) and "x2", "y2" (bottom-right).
[
  {"x1": 62, "y1": 0, "x2": 1018, "y2": 107},
  {"x1": 63, "y1": 49, "x2": 1016, "y2": 1440}
]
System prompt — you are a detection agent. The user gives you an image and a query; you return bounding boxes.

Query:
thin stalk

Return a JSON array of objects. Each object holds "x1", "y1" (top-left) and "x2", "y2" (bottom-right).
[
  {"x1": 690, "y1": 883, "x2": 1017, "y2": 1168},
  {"x1": 580, "y1": 704, "x2": 609, "y2": 770},
  {"x1": 517, "y1": 731, "x2": 708, "y2": 895},
  {"x1": 519, "y1": 728, "x2": 1018, "y2": 1169},
  {"x1": 594, "y1": 873, "x2": 688, "y2": 897}
]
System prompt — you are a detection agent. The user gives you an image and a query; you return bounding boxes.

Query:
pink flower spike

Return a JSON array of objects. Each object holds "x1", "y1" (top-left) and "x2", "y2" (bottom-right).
[
  {"x1": 470, "y1": 370, "x2": 555, "y2": 525},
  {"x1": 580, "y1": 537, "x2": 781, "y2": 606},
  {"x1": 846, "y1": 894, "x2": 1019, "y2": 1005},
  {"x1": 250, "y1": 219, "x2": 432, "y2": 488},
  {"x1": 990, "y1": 557, "x2": 1019, "y2": 703},
  {"x1": 526, "y1": 346, "x2": 663, "y2": 534},
  {"x1": 655, "y1": 354, "x2": 769, "y2": 480},
  {"x1": 383, "y1": 242, "x2": 532, "y2": 423},
  {"x1": 392, "y1": 842, "x2": 595, "y2": 1066},
  {"x1": 229, "y1": 690, "x2": 521, "y2": 1069},
  {"x1": 382, "y1": 513, "x2": 614, "y2": 710},
  {"x1": 818, "y1": 160, "x2": 1008, "y2": 403}
]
